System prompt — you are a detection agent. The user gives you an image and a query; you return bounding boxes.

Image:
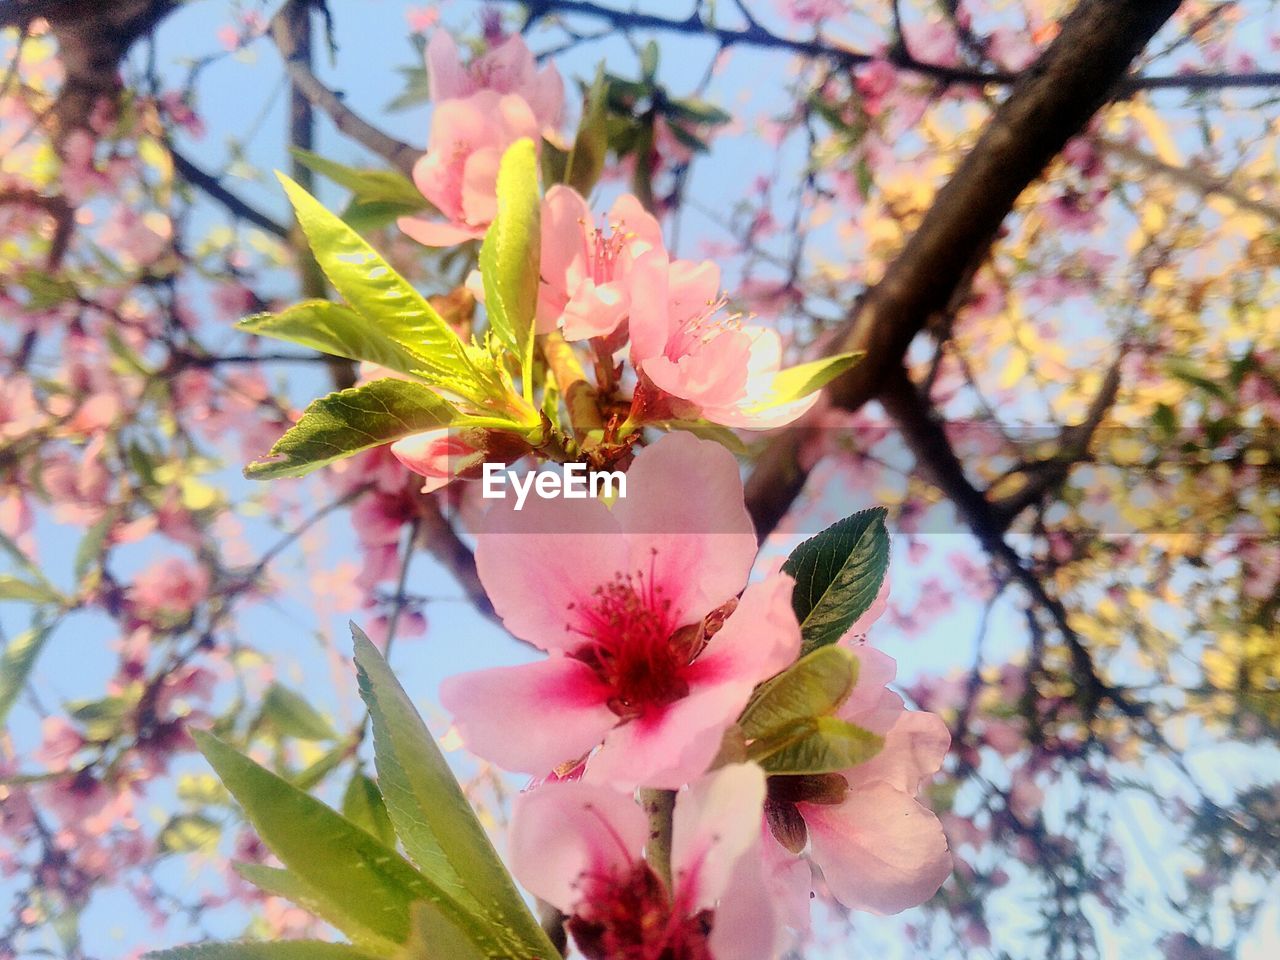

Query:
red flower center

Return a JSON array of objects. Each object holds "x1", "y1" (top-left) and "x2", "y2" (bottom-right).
[{"x1": 569, "y1": 861, "x2": 714, "y2": 960}]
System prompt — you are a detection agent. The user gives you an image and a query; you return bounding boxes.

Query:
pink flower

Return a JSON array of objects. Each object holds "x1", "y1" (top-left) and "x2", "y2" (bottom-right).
[
  {"x1": 426, "y1": 31, "x2": 563, "y2": 134},
  {"x1": 764, "y1": 645, "x2": 952, "y2": 916},
  {"x1": 398, "y1": 92, "x2": 539, "y2": 247},
  {"x1": 441, "y1": 433, "x2": 801, "y2": 789},
  {"x1": 129, "y1": 557, "x2": 210, "y2": 624},
  {"x1": 536, "y1": 186, "x2": 667, "y2": 339},
  {"x1": 390, "y1": 427, "x2": 529, "y2": 494},
  {"x1": 630, "y1": 284, "x2": 820, "y2": 430},
  {"x1": 510, "y1": 764, "x2": 782, "y2": 960}
]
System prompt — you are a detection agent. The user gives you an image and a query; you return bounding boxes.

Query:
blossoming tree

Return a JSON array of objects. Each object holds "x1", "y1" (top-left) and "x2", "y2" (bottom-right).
[{"x1": 1, "y1": 1, "x2": 1278, "y2": 959}]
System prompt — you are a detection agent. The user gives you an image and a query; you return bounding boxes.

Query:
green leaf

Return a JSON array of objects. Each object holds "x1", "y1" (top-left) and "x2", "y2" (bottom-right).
[
  {"x1": 352, "y1": 625, "x2": 558, "y2": 958},
  {"x1": 782, "y1": 507, "x2": 890, "y2": 654},
  {"x1": 69, "y1": 695, "x2": 129, "y2": 740},
  {"x1": 478, "y1": 139, "x2": 540, "y2": 392},
  {"x1": 0, "y1": 575, "x2": 63, "y2": 605},
  {"x1": 233, "y1": 864, "x2": 390, "y2": 948},
  {"x1": 245, "y1": 378, "x2": 464, "y2": 480},
  {"x1": 743, "y1": 351, "x2": 863, "y2": 415},
  {"x1": 159, "y1": 813, "x2": 221, "y2": 853},
  {"x1": 74, "y1": 508, "x2": 118, "y2": 580},
  {"x1": 275, "y1": 174, "x2": 481, "y2": 396},
  {"x1": 342, "y1": 771, "x2": 396, "y2": 848},
  {"x1": 259, "y1": 683, "x2": 338, "y2": 741},
  {"x1": 751, "y1": 715, "x2": 884, "y2": 774},
  {"x1": 395, "y1": 902, "x2": 489, "y2": 960},
  {"x1": 192, "y1": 731, "x2": 494, "y2": 955},
  {"x1": 146, "y1": 941, "x2": 383, "y2": 960},
  {"x1": 739, "y1": 646, "x2": 860, "y2": 740},
  {"x1": 291, "y1": 149, "x2": 427, "y2": 209},
  {"x1": 565, "y1": 67, "x2": 609, "y2": 195},
  {"x1": 240, "y1": 301, "x2": 435, "y2": 381},
  {"x1": 0, "y1": 623, "x2": 54, "y2": 727}
]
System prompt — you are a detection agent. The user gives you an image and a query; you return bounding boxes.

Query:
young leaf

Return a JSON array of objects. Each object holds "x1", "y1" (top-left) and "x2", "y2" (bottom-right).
[
  {"x1": 565, "y1": 67, "x2": 609, "y2": 195},
  {"x1": 739, "y1": 646, "x2": 860, "y2": 740},
  {"x1": 0, "y1": 575, "x2": 63, "y2": 604},
  {"x1": 742, "y1": 351, "x2": 863, "y2": 415},
  {"x1": 290, "y1": 149, "x2": 427, "y2": 209},
  {"x1": 351, "y1": 624, "x2": 559, "y2": 959},
  {"x1": 145, "y1": 942, "x2": 383, "y2": 960},
  {"x1": 275, "y1": 174, "x2": 480, "y2": 393},
  {"x1": 478, "y1": 139, "x2": 540, "y2": 391},
  {"x1": 782, "y1": 507, "x2": 890, "y2": 654},
  {"x1": 0, "y1": 623, "x2": 54, "y2": 727},
  {"x1": 342, "y1": 771, "x2": 396, "y2": 848},
  {"x1": 192, "y1": 731, "x2": 499, "y2": 955},
  {"x1": 245, "y1": 379, "x2": 463, "y2": 480},
  {"x1": 240, "y1": 301, "x2": 436, "y2": 381},
  {"x1": 234, "y1": 864, "x2": 385, "y2": 947},
  {"x1": 750, "y1": 715, "x2": 884, "y2": 774},
  {"x1": 158, "y1": 814, "x2": 220, "y2": 854},
  {"x1": 396, "y1": 902, "x2": 489, "y2": 960},
  {"x1": 259, "y1": 683, "x2": 338, "y2": 741}
]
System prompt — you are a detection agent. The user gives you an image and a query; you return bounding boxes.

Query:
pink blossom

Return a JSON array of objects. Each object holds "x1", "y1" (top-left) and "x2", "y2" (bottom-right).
[
  {"x1": 630, "y1": 279, "x2": 820, "y2": 429},
  {"x1": 775, "y1": 0, "x2": 846, "y2": 25},
  {"x1": 129, "y1": 557, "x2": 210, "y2": 624},
  {"x1": 398, "y1": 92, "x2": 540, "y2": 246},
  {"x1": 390, "y1": 427, "x2": 529, "y2": 494},
  {"x1": 764, "y1": 646, "x2": 952, "y2": 916},
  {"x1": 426, "y1": 31, "x2": 563, "y2": 134},
  {"x1": 536, "y1": 186, "x2": 666, "y2": 339},
  {"x1": 510, "y1": 764, "x2": 782, "y2": 960},
  {"x1": 406, "y1": 7, "x2": 440, "y2": 33},
  {"x1": 441, "y1": 433, "x2": 801, "y2": 789}
]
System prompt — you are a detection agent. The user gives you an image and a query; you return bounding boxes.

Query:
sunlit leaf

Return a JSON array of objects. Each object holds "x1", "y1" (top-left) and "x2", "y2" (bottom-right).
[{"x1": 739, "y1": 646, "x2": 860, "y2": 740}]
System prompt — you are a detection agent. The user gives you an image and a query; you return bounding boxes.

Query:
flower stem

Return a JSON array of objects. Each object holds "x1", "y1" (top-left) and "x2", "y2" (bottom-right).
[
  {"x1": 541, "y1": 332, "x2": 602, "y2": 441},
  {"x1": 640, "y1": 787, "x2": 676, "y2": 890}
]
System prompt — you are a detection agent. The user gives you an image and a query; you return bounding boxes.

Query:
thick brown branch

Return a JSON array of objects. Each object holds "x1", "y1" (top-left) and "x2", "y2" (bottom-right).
[
  {"x1": 268, "y1": 6, "x2": 419, "y2": 177},
  {"x1": 745, "y1": 0, "x2": 1181, "y2": 536}
]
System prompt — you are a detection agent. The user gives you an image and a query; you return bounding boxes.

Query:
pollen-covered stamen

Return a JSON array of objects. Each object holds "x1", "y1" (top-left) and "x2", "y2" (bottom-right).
[
  {"x1": 581, "y1": 217, "x2": 635, "y2": 286},
  {"x1": 665, "y1": 297, "x2": 743, "y2": 357},
  {"x1": 568, "y1": 860, "x2": 714, "y2": 960},
  {"x1": 567, "y1": 556, "x2": 704, "y2": 720}
]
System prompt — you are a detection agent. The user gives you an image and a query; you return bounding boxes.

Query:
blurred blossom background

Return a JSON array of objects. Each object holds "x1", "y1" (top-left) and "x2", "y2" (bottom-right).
[{"x1": 1, "y1": 0, "x2": 1278, "y2": 958}]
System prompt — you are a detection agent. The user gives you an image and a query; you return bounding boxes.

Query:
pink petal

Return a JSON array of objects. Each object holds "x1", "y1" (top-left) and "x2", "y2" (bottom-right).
[
  {"x1": 396, "y1": 215, "x2": 485, "y2": 247},
  {"x1": 585, "y1": 681, "x2": 745, "y2": 790},
  {"x1": 612, "y1": 433, "x2": 757, "y2": 625},
  {"x1": 760, "y1": 830, "x2": 814, "y2": 932},
  {"x1": 461, "y1": 147, "x2": 502, "y2": 227},
  {"x1": 837, "y1": 646, "x2": 899, "y2": 727},
  {"x1": 690, "y1": 573, "x2": 802, "y2": 686},
  {"x1": 803, "y1": 780, "x2": 952, "y2": 915},
  {"x1": 425, "y1": 31, "x2": 471, "y2": 102},
  {"x1": 561, "y1": 280, "x2": 630, "y2": 340},
  {"x1": 608, "y1": 193, "x2": 665, "y2": 249},
  {"x1": 440, "y1": 657, "x2": 616, "y2": 774},
  {"x1": 671, "y1": 764, "x2": 767, "y2": 910},
  {"x1": 844, "y1": 708, "x2": 951, "y2": 794},
  {"x1": 625, "y1": 250, "x2": 673, "y2": 361},
  {"x1": 509, "y1": 780, "x2": 647, "y2": 914},
  {"x1": 707, "y1": 836, "x2": 782, "y2": 960},
  {"x1": 475, "y1": 493, "x2": 625, "y2": 650}
]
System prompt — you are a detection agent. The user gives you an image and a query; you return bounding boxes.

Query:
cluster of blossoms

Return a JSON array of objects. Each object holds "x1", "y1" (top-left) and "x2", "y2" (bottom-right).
[{"x1": 441, "y1": 432, "x2": 951, "y2": 957}]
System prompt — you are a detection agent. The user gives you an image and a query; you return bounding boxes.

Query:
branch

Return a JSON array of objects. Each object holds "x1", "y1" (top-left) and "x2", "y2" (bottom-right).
[
  {"x1": 414, "y1": 492, "x2": 499, "y2": 626},
  {"x1": 268, "y1": 6, "x2": 419, "y2": 177},
  {"x1": 744, "y1": 0, "x2": 1181, "y2": 537},
  {"x1": 514, "y1": 0, "x2": 1276, "y2": 93},
  {"x1": 170, "y1": 148, "x2": 289, "y2": 238}
]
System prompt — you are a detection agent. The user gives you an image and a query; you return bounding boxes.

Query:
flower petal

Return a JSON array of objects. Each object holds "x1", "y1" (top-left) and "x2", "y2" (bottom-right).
[
  {"x1": 440, "y1": 657, "x2": 616, "y2": 774},
  {"x1": 845, "y1": 707, "x2": 951, "y2": 793},
  {"x1": 671, "y1": 763, "x2": 767, "y2": 911},
  {"x1": 396, "y1": 215, "x2": 485, "y2": 247},
  {"x1": 690, "y1": 573, "x2": 802, "y2": 686},
  {"x1": 509, "y1": 780, "x2": 647, "y2": 915},
  {"x1": 803, "y1": 780, "x2": 952, "y2": 915}
]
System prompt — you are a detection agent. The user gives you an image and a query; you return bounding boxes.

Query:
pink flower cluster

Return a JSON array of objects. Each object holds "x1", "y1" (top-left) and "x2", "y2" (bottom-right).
[{"x1": 441, "y1": 433, "x2": 952, "y2": 956}]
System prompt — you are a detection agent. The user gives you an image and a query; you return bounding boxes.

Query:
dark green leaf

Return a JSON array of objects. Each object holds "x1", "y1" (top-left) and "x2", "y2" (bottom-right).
[{"x1": 782, "y1": 507, "x2": 890, "y2": 654}]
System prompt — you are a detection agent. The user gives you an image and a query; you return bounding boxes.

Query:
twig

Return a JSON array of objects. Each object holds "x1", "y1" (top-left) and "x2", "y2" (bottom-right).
[{"x1": 170, "y1": 148, "x2": 290, "y2": 238}]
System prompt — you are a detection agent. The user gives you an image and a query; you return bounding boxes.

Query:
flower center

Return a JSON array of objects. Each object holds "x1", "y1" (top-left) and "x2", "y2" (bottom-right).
[
  {"x1": 586, "y1": 221, "x2": 632, "y2": 286},
  {"x1": 569, "y1": 861, "x2": 714, "y2": 960},
  {"x1": 665, "y1": 298, "x2": 739, "y2": 359},
  {"x1": 569, "y1": 566, "x2": 693, "y2": 720}
]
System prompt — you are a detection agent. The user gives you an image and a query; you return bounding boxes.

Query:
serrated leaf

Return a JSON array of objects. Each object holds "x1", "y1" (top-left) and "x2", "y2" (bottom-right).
[
  {"x1": 290, "y1": 149, "x2": 427, "y2": 209},
  {"x1": 782, "y1": 507, "x2": 890, "y2": 654},
  {"x1": 233, "y1": 864, "x2": 389, "y2": 948},
  {"x1": 145, "y1": 941, "x2": 382, "y2": 960},
  {"x1": 245, "y1": 379, "x2": 463, "y2": 480},
  {"x1": 0, "y1": 623, "x2": 54, "y2": 727},
  {"x1": 240, "y1": 301, "x2": 435, "y2": 381},
  {"x1": 275, "y1": 174, "x2": 481, "y2": 396},
  {"x1": 352, "y1": 625, "x2": 558, "y2": 958},
  {"x1": 743, "y1": 351, "x2": 863, "y2": 415},
  {"x1": 752, "y1": 715, "x2": 884, "y2": 774},
  {"x1": 260, "y1": 683, "x2": 337, "y2": 741},
  {"x1": 159, "y1": 813, "x2": 220, "y2": 853},
  {"x1": 739, "y1": 646, "x2": 860, "y2": 740},
  {"x1": 192, "y1": 731, "x2": 496, "y2": 955},
  {"x1": 0, "y1": 575, "x2": 63, "y2": 605},
  {"x1": 478, "y1": 139, "x2": 540, "y2": 391},
  {"x1": 342, "y1": 771, "x2": 396, "y2": 848}
]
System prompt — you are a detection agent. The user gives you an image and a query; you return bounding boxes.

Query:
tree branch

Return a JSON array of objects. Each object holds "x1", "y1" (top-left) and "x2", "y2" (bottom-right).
[
  {"x1": 745, "y1": 0, "x2": 1182, "y2": 537},
  {"x1": 514, "y1": 0, "x2": 1273, "y2": 93},
  {"x1": 169, "y1": 148, "x2": 289, "y2": 238},
  {"x1": 268, "y1": 5, "x2": 419, "y2": 177},
  {"x1": 414, "y1": 492, "x2": 499, "y2": 626}
]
